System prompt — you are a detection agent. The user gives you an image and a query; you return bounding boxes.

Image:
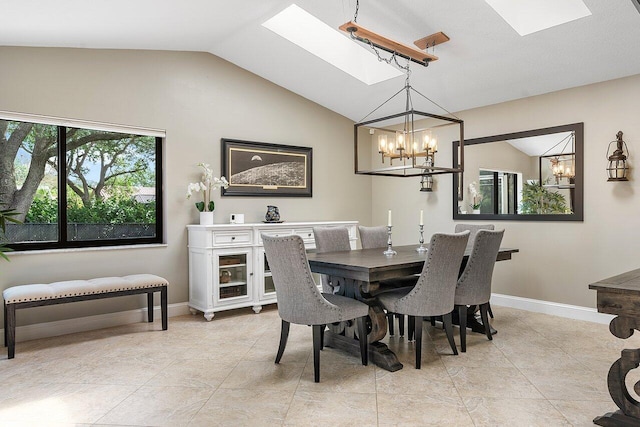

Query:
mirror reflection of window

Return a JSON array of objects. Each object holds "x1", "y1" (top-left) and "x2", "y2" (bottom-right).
[{"x1": 479, "y1": 169, "x2": 520, "y2": 214}]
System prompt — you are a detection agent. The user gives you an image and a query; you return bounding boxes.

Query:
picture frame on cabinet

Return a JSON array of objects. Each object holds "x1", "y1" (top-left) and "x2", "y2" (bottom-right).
[{"x1": 221, "y1": 138, "x2": 312, "y2": 197}]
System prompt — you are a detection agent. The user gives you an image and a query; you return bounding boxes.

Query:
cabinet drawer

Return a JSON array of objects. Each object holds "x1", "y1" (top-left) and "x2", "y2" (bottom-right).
[
  {"x1": 293, "y1": 228, "x2": 315, "y2": 241},
  {"x1": 213, "y1": 231, "x2": 252, "y2": 246},
  {"x1": 258, "y1": 229, "x2": 293, "y2": 244}
]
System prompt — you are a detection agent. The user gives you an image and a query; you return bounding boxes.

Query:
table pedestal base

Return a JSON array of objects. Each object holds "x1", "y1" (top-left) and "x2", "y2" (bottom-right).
[
  {"x1": 324, "y1": 330, "x2": 403, "y2": 372},
  {"x1": 594, "y1": 410, "x2": 640, "y2": 426}
]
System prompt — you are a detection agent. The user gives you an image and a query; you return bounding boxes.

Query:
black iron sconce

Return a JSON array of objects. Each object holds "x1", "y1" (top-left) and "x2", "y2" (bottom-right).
[{"x1": 606, "y1": 131, "x2": 630, "y2": 181}]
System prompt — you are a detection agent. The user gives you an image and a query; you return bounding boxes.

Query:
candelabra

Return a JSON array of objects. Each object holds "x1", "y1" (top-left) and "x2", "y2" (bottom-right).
[
  {"x1": 416, "y1": 225, "x2": 427, "y2": 253},
  {"x1": 383, "y1": 225, "x2": 397, "y2": 256}
]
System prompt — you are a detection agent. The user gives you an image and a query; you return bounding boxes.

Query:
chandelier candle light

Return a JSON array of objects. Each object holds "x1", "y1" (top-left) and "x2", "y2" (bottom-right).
[
  {"x1": 416, "y1": 209, "x2": 427, "y2": 253},
  {"x1": 384, "y1": 210, "x2": 397, "y2": 256}
]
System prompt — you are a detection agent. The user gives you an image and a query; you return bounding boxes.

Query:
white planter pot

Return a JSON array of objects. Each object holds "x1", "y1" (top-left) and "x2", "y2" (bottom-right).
[
  {"x1": 199, "y1": 211, "x2": 214, "y2": 225},
  {"x1": 472, "y1": 209, "x2": 481, "y2": 214}
]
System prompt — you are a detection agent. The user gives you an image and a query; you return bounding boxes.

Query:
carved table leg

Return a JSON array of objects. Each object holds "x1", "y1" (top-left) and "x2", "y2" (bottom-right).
[
  {"x1": 594, "y1": 316, "x2": 640, "y2": 426},
  {"x1": 323, "y1": 275, "x2": 403, "y2": 372}
]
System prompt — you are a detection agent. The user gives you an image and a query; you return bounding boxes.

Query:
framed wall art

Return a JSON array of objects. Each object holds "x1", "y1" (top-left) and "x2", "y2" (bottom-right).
[{"x1": 221, "y1": 139, "x2": 312, "y2": 197}]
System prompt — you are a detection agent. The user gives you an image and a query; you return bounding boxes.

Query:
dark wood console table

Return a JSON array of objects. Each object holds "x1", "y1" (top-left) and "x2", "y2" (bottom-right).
[{"x1": 590, "y1": 269, "x2": 640, "y2": 426}]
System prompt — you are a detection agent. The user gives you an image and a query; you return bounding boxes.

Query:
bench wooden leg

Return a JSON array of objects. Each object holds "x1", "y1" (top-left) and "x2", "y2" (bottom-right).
[
  {"x1": 3, "y1": 301, "x2": 7, "y2": 348},
  {"x1": 161, "y1": 286, "x2": 168, "y2": 330},
  {"x1": 6, "y1": 304, "x2": 15, "y2": 359},
  {"x1": 147, "y1": 292, "x2": 154, "y2": 323}
]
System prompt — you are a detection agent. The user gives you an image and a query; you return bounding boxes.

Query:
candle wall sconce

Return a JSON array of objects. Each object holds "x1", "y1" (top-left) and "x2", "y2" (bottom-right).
[{"x1": 607, "y1": 131, "x2": 630, "y2": 181}]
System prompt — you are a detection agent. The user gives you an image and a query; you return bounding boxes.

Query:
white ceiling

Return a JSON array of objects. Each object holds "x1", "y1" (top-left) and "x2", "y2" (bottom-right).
[{"x1": 2, "y1": 0, "x2": 640, "y2": 122}]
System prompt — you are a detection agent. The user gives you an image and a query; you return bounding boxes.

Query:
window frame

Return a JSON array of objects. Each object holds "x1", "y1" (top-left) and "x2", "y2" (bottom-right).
[{"x1": 1, "y1": 111, "x2": 164, "y2": 251}]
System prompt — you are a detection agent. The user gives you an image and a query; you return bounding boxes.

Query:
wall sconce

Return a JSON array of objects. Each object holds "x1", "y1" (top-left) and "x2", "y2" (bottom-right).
[
  {"x1": 420, "y1": 174, "x2": 433, "y2": 192},
  {"x1": 606, "y1": 131, "x2": 630, "y2": 181}
]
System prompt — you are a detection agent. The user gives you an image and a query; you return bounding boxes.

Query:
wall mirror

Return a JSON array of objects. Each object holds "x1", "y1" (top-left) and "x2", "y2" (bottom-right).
[{"x1": 452, "y1": 122, "x2": 583, "y2": 221}]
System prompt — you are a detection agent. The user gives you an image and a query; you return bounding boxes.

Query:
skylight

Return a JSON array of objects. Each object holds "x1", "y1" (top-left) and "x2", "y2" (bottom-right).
[
  {"x1": 262, "y1": 4, "x2": 403, "y2": 85},
  {"x1": 484, "y1": 0, "x2": 592, "y2": 36}
]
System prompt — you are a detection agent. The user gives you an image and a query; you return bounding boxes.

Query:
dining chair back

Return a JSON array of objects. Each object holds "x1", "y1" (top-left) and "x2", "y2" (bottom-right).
[
  {"x1": 262, "y1": 234, "x2": 369, "y2": 382},
  {"x1": 313, "y1": 226, "x2": 351, "y2": 294},
  {"x1": 358, "y1": 224, "x2": 416, "y2": 337},
  {"x1": 377, "y1": 231, "x2": 469, "y2": 367},
  {"x1": 454, "y1": 229, "x2": 504, "y2": 351},
  {"x1": 358, "y1": 225, "x2": 388, "y2": 249},
  {"x1": 454, "y1": 223, "x2": 495, "y2": 252}
]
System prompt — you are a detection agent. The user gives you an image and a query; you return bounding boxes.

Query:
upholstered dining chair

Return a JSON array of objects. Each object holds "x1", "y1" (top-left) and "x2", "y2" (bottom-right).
[
  {"x1": 262, "y1": 234, "x2": 369, "y2": 382},
  {"x1": 454, "y1": 223, "x2": 496, "y2": 318},
  {"x1": 455, "y1": 229, "x2": 504, "y2": 352},
  {"x1": 313, "y1": 226, "x2": 351, "y2": 294},
  {"x1": 358, "y1": 225, "x2": 389, "y2": 250},
  {"x1": 377, "y1": 231, "x2": 469, "y2": 368},
  {"x1": 358, "y1": 225, "x2": 417, "y2": 337}
]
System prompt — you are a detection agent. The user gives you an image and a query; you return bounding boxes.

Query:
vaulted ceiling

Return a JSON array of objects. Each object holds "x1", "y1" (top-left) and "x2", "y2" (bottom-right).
[{"x1": 2, "y1": 0, "x2": 640, "y2": 121}]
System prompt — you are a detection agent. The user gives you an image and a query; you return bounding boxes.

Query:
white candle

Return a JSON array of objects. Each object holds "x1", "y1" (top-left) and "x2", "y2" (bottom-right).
[
  {"x1": 419, "y1": 210, "x2": 424, "y2": 226},
  {"x1": 387, "y1": 210, "x2": 392, "y2": 227}
]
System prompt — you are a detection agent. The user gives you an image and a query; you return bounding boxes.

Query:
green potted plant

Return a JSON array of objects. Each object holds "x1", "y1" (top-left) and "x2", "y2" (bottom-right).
[{"x1": 520, "y1": 180, "x2": 570, "y2": 214}]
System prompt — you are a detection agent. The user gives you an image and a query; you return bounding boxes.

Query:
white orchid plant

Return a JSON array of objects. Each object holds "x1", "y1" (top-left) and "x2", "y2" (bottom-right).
[
  {"x1": 186, "y1": 163, "x2": 229, "y2": 212},
  {"x1": 468, "y1": 181, "x2": 483, "y2": 210}
]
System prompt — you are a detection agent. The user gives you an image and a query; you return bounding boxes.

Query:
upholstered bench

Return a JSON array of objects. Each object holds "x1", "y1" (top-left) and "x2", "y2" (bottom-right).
[{"x1": 3, "y1": 274, "x2": 168, "y2": 359}]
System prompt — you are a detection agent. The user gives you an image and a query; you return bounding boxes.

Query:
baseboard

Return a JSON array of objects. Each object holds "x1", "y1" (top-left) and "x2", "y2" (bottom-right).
[
  {"x1": 491, "y1": 293, "x2": 614, "y2": 324},
  {"x1": 5, "y1": 302, "x2": 191, "y2": 343}
]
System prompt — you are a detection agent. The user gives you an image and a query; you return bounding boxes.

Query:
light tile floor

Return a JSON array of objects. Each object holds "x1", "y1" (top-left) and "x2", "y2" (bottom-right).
[{"x1": 0, "y1": 305, "x2": 630, "y2": 426}]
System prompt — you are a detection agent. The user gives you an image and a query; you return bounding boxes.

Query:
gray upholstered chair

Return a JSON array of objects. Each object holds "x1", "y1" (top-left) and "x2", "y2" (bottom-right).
[
  {"x1": 358, "y1": 225, "x2": 417, "y2": 337},
  {"x1": 454, "y1": 223, "x2": 496, "y2": 318},
  {"x1": 358, "y1": 225, "x2": 389, "y2": 250},
  {"x1": 313, "y1": 226, "x2": 351, "y2": 294},
  {"x1": 455, "y1": 229, "x2": 504, "y2": 352},
  {"x1": 262, "y1": 234, "x2": 369, "y2": 382},
  {"x1": 377, "y1": 231, "x2": 469, "y2": 368},
  {"x1": 454, "y1": 223, "x2": 495, "y2": 252}
]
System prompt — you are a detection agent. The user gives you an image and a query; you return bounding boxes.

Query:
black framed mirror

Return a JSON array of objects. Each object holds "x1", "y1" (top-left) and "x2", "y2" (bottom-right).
[{"x1": 453, "y1": 122, "x2": 583, "y2": 221}]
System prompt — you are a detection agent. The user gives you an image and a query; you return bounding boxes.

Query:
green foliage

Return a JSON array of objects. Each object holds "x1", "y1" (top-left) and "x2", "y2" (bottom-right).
[
  {"x1": 520, "y1": 181, "x2": 569, "y2": 214},
  {"x1": 0, "y1": 203, "x2": 21, "y2": 261},
  {"x1": 26, "y1": 189, "x2": 155, "y2": 224}
]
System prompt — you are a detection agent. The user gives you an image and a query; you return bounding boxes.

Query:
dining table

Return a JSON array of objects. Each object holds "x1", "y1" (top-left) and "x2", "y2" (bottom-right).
[{"x1": 307, "y1": 244, "x2": 519, "y2": 371}]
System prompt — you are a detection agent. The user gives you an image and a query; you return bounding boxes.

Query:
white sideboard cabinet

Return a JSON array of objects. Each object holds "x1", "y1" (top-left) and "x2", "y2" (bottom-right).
[{"x1": 187, "y1": 221, "x2": 358, "y2": 320}]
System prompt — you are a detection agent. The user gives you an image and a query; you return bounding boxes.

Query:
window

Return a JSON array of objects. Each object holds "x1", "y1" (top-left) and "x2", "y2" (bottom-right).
[
  {"x1": 479, "y1": 169, "x2": 521, "y2": 215},
  {"x1": 0, "y1": 115, "x2": 163, "y2": 250}
]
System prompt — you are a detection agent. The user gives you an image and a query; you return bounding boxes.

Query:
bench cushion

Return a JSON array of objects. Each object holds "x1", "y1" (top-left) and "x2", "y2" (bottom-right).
[{"x1": 3, "y1": 274, "x2": 168, "y2": 304}]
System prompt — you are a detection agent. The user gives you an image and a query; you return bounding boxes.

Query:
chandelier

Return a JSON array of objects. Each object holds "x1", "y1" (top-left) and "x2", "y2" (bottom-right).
[{"x1": 539, "y1": 131, "x2": 576, "y2": 188}]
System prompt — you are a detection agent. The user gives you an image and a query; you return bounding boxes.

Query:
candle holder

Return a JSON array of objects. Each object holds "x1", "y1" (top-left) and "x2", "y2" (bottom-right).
[
  {"x1": 383, "y1": 225, "x2": 397, "y2": 256},
  {"x1": 416, "y1": 224, "x2": 427, "y2": 253}
]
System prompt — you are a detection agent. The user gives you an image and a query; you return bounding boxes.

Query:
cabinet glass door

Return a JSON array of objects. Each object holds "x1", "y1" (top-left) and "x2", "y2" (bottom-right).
[
  {"x1": 218, "y1": 253, "x2": 248, "y2": 300},
  {"x1": 263, "y1": 253, "x2": 275, "y2": 295}
]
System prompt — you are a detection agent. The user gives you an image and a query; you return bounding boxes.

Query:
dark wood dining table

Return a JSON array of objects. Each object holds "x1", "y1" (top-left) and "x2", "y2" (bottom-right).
[{"x1": 307, "y1": 244, "x2": 519, "y2": 371}]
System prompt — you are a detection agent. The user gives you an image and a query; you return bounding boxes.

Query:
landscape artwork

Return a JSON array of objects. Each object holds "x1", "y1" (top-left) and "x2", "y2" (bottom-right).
[{"x1": 221, "y1": 139, "x2": 312, "y2": 197}]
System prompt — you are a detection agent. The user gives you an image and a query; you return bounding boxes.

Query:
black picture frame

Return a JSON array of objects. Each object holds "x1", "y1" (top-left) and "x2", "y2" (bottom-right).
[{"x1": 221, "y1": 139, "x2": 313, "y2": 197}]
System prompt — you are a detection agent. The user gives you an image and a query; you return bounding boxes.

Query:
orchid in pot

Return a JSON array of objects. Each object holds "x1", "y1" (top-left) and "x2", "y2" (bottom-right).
[
  {"x1": 187, "y1": 163, "x2": 229, "y2": 224},
  {"x1": 468, "y1": 181, "x2": 483, "y2": 213}
]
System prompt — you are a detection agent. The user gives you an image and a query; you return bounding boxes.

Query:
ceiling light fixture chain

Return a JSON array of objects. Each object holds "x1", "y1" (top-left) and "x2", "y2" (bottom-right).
[{"x1": 353, "y1": 0, "x2": 359, "y2": 22}]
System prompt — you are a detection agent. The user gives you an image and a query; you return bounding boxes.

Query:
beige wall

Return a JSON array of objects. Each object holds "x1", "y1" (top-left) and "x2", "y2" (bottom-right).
[
  {"x1": 0, "y1": 47, "x2": 372, "y2": 326},
  {"x1": 1, "y1": 45, "x2": 639, "y2": 326},
  {"x1": 373, "y1": 73, "x2": 640, "y2": 308}
]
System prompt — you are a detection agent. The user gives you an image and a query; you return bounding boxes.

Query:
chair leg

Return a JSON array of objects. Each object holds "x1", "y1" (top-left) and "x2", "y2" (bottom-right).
[
  {"x1": 357, "y1": 316, "x2": 368, "y2": 366},
  {"x1": 320, "y1": 325, "x2": 325, "y2": 350},
  {"x1": 430, "y1": 316, "x2": 436, "y2": 327},
  {"x1": 479, "y1": 303, "x2": 493, "y2": 341},
  {"x1": 487, "y1": 302, "x2": 494, "y2": 319},
  {"x1": 407, "y1": 316, "x2": 415, "y2": 342},
  {"x1": 275, "y1": 320, "x2": 290, "y2": 364},
  {"x1": 312, "y1": 324, "x2": 323, "y2": 382},
  {"x1": 413, "y1": 316, "x2": 422, "y2": 369},
  {"x1": 458, "y1": 305, "x2": 467, "y2": 353},
  {"x1": 3, "y1": 301, "x2": 7, "y2": 347},
  {"x1": 442, "y1": 312, "x2": 458, "y2": 355},
  {"x1": 387, "y1": 312, "x2": 394, "y2": 336},
  {"x1": 398, "y1": 314, "x2": 405, "y2": 337}
]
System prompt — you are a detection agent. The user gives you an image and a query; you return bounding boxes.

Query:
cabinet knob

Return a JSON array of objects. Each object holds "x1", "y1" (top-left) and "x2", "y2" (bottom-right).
[
  {"x1": 231, "y1": 236, "x2": 236, "y2": 240},
  {"x1": 308, "y1": 233, "x2": 312, "y2": 237}
]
